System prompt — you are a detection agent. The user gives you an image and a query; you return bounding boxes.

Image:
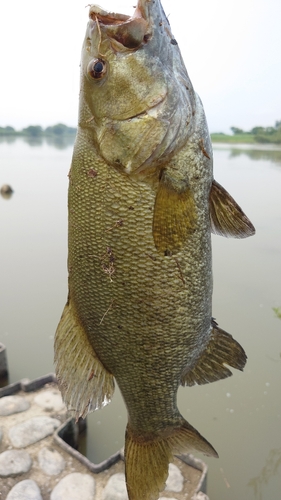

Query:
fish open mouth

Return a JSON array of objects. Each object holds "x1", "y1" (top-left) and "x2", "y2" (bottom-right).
[
  {"x1": 89, "y1": 5, "x2": 131, "y2": 26},
  {"x1": 89, "y1": 1, "x2": 151, "y2": 49}
]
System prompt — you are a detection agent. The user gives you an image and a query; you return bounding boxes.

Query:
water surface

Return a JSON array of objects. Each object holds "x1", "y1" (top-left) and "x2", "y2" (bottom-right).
[{"x1": 0, "y1": 138, "x2": 280, "y2": 500}]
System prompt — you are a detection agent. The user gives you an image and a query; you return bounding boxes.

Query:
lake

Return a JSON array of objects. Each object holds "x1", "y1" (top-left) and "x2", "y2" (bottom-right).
[{"x1": 0, "y1": 137, "x2": 280, "y2": 500}]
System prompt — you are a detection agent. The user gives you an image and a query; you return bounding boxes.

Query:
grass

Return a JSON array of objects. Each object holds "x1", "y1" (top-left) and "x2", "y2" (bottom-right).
[
  {"x1": 273, "y1": 307, "x2": 281, "y2": 320},
  {"x1": 211, "y1": 133, "x2": 255, "y2": 144}
]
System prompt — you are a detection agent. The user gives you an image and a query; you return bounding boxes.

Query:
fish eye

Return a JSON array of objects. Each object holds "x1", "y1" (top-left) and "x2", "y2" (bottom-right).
[{"x1": 87, "y1": 58, "x2": 107, "y2": 79}]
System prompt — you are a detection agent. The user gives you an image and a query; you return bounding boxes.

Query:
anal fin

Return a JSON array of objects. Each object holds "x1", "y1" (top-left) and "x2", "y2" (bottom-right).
[
  {"x1": 181, "y1": 319, "x2": 247, "y2": 386},
  {"x1": 209, "y1": 179, "x2": 255, "y2": 238},
  {"x1": 54, "y1": 299, "x2": 114, "y2": 419}
]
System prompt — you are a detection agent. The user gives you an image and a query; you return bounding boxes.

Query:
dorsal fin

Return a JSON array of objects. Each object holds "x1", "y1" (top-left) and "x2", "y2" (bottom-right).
[{"x1": 209, "y1": 180, "x2": 255, "y2": 238}]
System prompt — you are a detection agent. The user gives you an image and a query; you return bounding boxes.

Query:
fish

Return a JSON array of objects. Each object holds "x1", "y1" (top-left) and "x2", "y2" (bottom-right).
[{"x1": 54, "y1": 1, "x2": 255, "y2": 499}]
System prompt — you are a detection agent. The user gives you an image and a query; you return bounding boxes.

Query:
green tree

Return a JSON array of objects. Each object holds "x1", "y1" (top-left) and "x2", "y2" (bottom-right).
[
  {"x1": 230, "y1": 126, "x2": 244, "y2": 135},
  {"x1": 265, "y1": 127, "x2": 275, "y2": 135},
  {"x1": 45, "y1": 123, "x2": 76, "y2": 136},
  {"x1": 0, "y1": 126, "x2": 16, "y2": 135},
  {"x1": 22, "y1": 125, "x2": 43, "y2": 137},
  {"x1": 251, "y1": 126, "x2": 265, "y2": 135}
]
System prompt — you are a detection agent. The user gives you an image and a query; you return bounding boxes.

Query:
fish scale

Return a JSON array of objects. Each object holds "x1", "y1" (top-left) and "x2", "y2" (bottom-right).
[{"x1": 55, "y1": 1, "x2": 255, "y2": 499}]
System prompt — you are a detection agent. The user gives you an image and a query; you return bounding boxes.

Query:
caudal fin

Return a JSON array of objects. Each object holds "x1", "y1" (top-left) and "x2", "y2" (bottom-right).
[{"x1": 124, "y1": 420, "x2": 218, "y2": 500}]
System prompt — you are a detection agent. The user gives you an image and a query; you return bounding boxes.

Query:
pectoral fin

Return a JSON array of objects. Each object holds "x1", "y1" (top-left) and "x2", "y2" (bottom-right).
[
  {"x1": 54, "y1": 299, "x2": 114, "y2": 419},
  {"x1": 153, "y1": 173, "x2": 197, "y2": 255},
  {"x1": 181, "y1": 319, "x2": 247, "y2": 386},
  {"x1": 209, "y1": 180, "x2": 255, "y2": 238}
]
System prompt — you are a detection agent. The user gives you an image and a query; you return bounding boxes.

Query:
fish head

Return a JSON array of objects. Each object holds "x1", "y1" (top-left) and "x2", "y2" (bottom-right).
[{"x1": 80, "y1": 0, "x2": 196, "y2": 175}]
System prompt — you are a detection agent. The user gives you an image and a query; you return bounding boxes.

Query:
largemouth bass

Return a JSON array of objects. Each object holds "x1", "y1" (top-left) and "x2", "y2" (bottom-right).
[{"x1": 55, "y1": 1, "x2": 255, "y2": 498}]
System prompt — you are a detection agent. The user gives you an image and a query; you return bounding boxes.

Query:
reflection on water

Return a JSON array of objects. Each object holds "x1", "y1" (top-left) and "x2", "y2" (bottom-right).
[
  {"x1": 0, "y1": 134, "x2": 75, "y2": 149},
  {"x1": 248, "y1": 447, "x2": 281, "y2": 500},
  {"x1": 229, "y1": 148, "x2": 281, "y2": 165},
  {"x1": 1, "y1": 139, "x2": 281, "y2": 500},
  {"x1": 213, "y1": 143, "x2": 281, "y2": 165}
]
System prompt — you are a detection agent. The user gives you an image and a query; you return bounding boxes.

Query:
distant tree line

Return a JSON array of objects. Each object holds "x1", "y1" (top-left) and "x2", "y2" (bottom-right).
[
  {"x1": 0, "y1": 123, "x2": 76, "y2": 137},
  {"x1": 230, "y1": 121, "x2": 281, "y2": 143}
]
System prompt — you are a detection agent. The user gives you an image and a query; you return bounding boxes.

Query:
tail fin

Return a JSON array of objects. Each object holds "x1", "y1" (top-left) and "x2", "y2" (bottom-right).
[{"x1": 124, "y1": 420, "x2": 217, "y2": 500}]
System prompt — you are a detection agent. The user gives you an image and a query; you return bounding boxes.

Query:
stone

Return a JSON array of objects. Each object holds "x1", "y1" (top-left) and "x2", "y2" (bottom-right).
[
  {"x1": 0, "y1": 395, "x2": 30, "y2": 416},
  {"x1": 9, "y1": 416, "x2": 61, "y2": 448},
  {"x1": 0, "y1": 184, "x2": 13, "y2": 194},
  {"x1": 0, "y1": 450, "x2": 32, "y2": 477},
  {"x1": 0, "y1": 427, "x2": 3, "y2": 443},
  {"x1": 159, "y1": 498, "x2": 178, "y2": 500},
  {"x1": 0, "y1": 184, "x2": 13, "y2": 196},
  {"x1": 165, "y1": 463, "x2": 184, "y2": 492},
  {"x1": 34, "y1": 390, "x2": 65, "y2": 412},
  {"x1": 193, "y1": 493, "x2": 210, "y2": 500},
  {"x1": 50, "y1": 472, "x2": 95, "y2": 500},
  {"x1": 6, "y1": 479, "x2": 43, "y2": 500},
  {"x1": 103, "y1": 473, "x2": 128, "y2": 500},
  {"x1": 38, "y1": 446, "x2": 66, "y2": 475}
]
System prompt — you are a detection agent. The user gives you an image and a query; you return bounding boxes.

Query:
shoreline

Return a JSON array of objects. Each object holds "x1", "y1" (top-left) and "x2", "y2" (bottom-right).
[{"x1": 211, "y1": 133, "x2": 281, "y2": 146}]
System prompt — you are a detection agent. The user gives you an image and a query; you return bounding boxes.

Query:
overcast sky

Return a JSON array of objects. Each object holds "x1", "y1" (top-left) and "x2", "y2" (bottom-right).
[{"x1": 1, "y1": 0, "x2": 280, "y2": 133}]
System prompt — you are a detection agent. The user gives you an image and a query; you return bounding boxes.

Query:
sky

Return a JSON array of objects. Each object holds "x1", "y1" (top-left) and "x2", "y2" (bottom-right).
[{"x1": 1, "y1": 0, "x2": 280, "y2": 133}]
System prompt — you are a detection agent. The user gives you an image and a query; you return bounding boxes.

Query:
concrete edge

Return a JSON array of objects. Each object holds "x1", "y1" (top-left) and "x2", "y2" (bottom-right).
[
  {"x1": 178, "y1": 453, "x2": 208, "y2": 495},
  {"x1": 54, "y1": 417, "x2": 121, "y2": 473},
  {"x1": 0, "y1": 373, "x2": 57, "y2": 398}
]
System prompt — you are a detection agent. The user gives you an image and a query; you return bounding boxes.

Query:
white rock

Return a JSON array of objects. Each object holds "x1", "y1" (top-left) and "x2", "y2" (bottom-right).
[
  {"x1": 50, "y1": 472, "x2": 95, "y2": 500},
  {"x1": 193, "y1": 493, "x2": 210, "y2": 500},
  {"x1": 0, "y1": 427, "x2": 3, "y2": 443},
  {"x1": 8, "y1": 416, "x2": 60, "y2": 448},
  {"x1": 6, "y1": 479, "x2": 43, "y2": 500},
  {"x1": 165, "y1": 463, "x2": 184, "y2": 492},
  {"x1": 34, "y1": 390, "x2": 65, "y2": 411},
  {"x1": 0, "y1": 450, "x2": 32, "y2": 477},
  {"x1": 38, "y1": 446, "x2": 66, "y2": 475},
  {"x1": 0, "y1": 395, "x2": 30, "y2": 416},
  {"x1": 103, "y1": 473, "x2": 128, "y2": 500},
  {"x1": 159, "y1": 498, "x2": 178, "y2": 500}
]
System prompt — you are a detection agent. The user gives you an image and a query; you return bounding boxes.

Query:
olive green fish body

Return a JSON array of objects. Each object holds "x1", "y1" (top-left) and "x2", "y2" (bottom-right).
[
  {"x1": 68, "y1": 119, "x2": 212, "y2": 433},
  {"x1": 55, "y1": 2, "x2": 255, "y2": 498}
]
